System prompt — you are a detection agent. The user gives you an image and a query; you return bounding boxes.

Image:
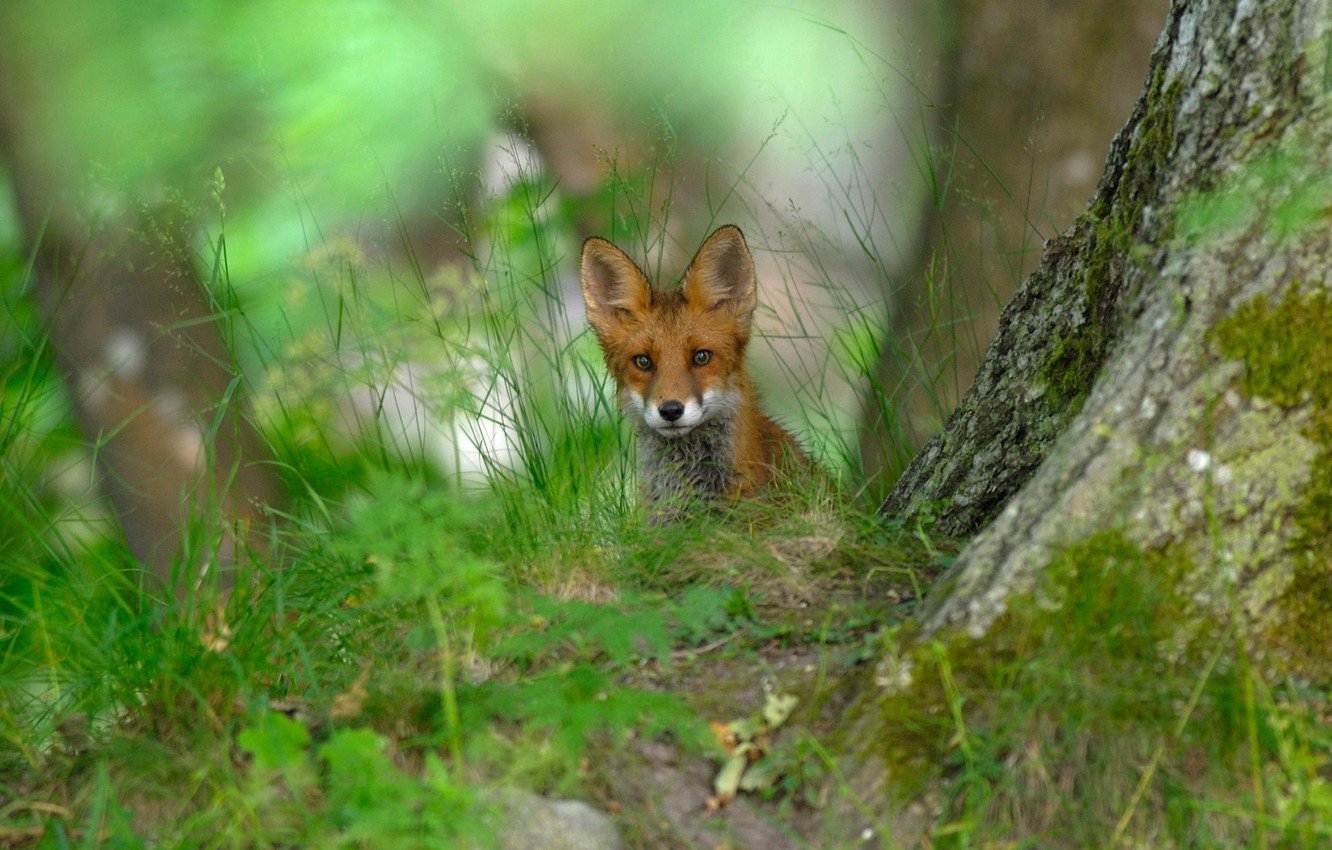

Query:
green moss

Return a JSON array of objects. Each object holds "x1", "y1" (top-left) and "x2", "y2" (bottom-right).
[
  {"x1": 1042, "y1": 68, "x2": 1182, "y2": 416},
  {"x1": 1213, "y1": 285, "x2": 1332, "y2": 674},
  {"x1": 1213, "y1": 287, "x2": 1332, "y2": 411},
  {"x1": 868, "y1": 531, "x2": 1199, "y2": 762},
  {"x1": 851, "y1": 530, "x2": 1274, "y2": 846},
  {"x1": 1042, "y1": 325, "x2": 1100, "y2": 416}
]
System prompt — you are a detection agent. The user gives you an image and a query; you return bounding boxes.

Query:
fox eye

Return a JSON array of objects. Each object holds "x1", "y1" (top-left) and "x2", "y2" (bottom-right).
[
  {"x1": 632, "y1": 354, "x2": 653, "y2": 371},
  {"x1": 692, "y1": 350, "x2": 712, "y2": 366}
]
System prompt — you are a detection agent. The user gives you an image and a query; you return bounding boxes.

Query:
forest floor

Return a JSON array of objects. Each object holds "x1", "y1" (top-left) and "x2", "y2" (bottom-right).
[{"x1": 0, "y1": 474, "x2": 956, "y2": 849}]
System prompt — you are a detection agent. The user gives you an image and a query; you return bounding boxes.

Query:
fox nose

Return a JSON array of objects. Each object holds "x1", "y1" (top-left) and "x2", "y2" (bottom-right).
[{"x1": 658, "y1": 400, "x2": 685, "y2": 422}]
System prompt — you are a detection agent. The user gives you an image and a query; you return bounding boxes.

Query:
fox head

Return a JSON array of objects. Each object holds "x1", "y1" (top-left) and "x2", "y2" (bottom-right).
[{"x1": 579, "y1": 225, "x2": 758, "y2": 439}]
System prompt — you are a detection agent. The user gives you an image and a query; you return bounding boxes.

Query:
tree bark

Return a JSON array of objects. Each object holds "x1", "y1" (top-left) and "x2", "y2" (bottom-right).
[
  {"x1": 884, "y1": 0, "x2": 1329, "y2": 540},
  {"x1": 860, "y1": 0, "x2": 1167, "y2": 491},
  {"x1": 848, "y1": 0, "x2": 1330, "y2": 840}
]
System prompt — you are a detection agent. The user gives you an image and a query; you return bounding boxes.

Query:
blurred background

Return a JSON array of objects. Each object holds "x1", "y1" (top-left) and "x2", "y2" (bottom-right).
[{"x1": 0, "y1": 0, "x2": 1166, "y2": 591}]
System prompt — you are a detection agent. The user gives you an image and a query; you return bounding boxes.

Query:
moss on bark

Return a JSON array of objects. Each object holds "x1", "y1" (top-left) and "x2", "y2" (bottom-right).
[
  {"x1": 1043, "y1": 69, "x2": 1183, "y2": 417},
  {"x1": 1213, "y1": 285, "x2": 1332, "y2": 677}
]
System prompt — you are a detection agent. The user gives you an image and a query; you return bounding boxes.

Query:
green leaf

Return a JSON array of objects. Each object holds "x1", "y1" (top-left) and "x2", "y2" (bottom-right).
[{"x1": 238, "y1": 711, "x2": 312, "y2": 773}]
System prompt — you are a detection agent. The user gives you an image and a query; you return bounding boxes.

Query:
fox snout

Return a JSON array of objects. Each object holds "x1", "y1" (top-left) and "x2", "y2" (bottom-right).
[
  {"x1": 625, "y1": 390, "x2": 711, "y2": 438},
  {"x1": 641, "y1": 394, "x2": 704, "y2": 436}
]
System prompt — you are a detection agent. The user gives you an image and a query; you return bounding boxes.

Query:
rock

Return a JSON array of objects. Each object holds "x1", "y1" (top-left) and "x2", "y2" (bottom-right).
[{"x1": 494, "y1": 789, "x2": 623, "y2": 850}]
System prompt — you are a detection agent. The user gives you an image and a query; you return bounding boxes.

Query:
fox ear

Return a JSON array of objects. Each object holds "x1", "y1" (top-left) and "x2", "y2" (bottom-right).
[
  {"x1": 682, "y1": 225, "x2": 757, "y2": 323},
  {"x1": 580, "y1": 237, "x2": 652, "y2": 330}
]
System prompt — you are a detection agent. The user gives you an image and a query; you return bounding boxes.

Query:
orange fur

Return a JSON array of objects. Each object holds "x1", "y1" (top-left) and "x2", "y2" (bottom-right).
[{"x1": 579, "y1": 225, "x2": 805, "y2": 505}]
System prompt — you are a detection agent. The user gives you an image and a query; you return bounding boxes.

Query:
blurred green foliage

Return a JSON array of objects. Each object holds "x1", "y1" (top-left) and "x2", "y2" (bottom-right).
[
  {"x1": 0, "y1": 0, "x2": 891, "y2": 282},
  {"x1": 0, "y1": 5, "x2": 928, "y2": 843}
]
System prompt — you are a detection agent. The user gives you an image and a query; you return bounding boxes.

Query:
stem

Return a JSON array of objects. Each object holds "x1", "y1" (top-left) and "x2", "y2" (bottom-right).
[{"x1": 425, "y1": 595, "x2": 464, "y2": 770}]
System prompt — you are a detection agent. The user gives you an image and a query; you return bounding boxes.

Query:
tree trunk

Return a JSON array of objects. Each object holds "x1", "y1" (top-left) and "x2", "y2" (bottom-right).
[
  {"x1": 859, "y1": 0, "x2": 1167, "y2": 490},
  {"x1": 0, "y1": 76, "x2": 283, "y2": 598},
  {"x1": 884, "y1": 0, "x2": 1329, "y2": 541},
  {"x1": 847, "y1": 0, "x2": 1331, "y2": 841}
]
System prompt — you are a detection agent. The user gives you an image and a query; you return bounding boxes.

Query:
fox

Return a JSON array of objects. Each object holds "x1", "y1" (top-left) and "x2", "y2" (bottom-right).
[{"x1": 579, "y1": 225, "x2": 806, "y2": 509}]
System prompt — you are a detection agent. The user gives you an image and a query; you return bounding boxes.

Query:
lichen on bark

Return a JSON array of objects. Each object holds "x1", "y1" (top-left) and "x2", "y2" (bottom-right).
[{"x1": 1212, "y1": 285, "x2": 1332, "y2": 675}]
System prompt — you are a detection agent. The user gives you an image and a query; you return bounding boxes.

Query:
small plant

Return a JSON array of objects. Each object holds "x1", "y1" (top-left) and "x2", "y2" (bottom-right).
[{"x1": 238, "y1": 710, "x2": 490, "y2": 848}]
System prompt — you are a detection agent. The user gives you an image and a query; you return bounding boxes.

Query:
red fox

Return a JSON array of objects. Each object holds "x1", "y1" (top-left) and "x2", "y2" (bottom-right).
[{"x1": 579, "y1": 225, "x2": 806, "y2": 507}]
